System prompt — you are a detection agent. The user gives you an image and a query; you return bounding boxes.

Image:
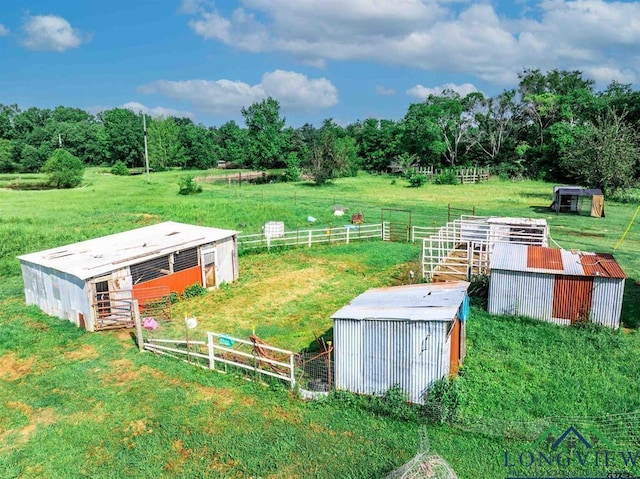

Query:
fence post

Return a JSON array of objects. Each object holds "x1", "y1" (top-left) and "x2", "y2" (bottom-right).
[
  {"x1": 289, "y1": 353, "x2": 295, "y2": 389},
  {"x1": 208, "y1": 332, "x2": 215, "y2": 370},
  {"x1": 133, "y1": 300, "x2": 144, "y2": 352},
  {"x1": 308, "y1": 230, "x2": 312, "y2": 247},
  {"x1": 346, "y1": 227, "x2": 350, "y2": 244}
]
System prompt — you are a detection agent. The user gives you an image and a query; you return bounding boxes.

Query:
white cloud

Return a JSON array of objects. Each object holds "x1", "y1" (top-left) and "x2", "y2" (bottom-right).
[
  {"x1": 375, "y1": 85, "x2": 396, "y2": 96},
  {"x1": 407, "y1": 83, "x2": 479, "y2": 100},
  {"x1": 21, "y1": 15, "x2": 88, "y2": 52},
  {"x1": 121, "y1": 102, "x2": 195, "y2": 119},
  {"x1": 139, "y1": 69, "x2": 338, "y2": 115},
  {"x1": 182, "y1": 0, "x2": 640, "y2": 88},
  {"x1": 0, "y1": 24, "x2": 9, "y2": 36}
]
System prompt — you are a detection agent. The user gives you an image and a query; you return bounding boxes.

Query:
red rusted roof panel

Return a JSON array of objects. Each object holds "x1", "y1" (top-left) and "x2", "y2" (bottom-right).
[
  {"x1": 580, "y1": 253, "x2": 626, "y2": 279},
  {"x1": 527, "y1": 245, "x2": 564, "y2": 270}
]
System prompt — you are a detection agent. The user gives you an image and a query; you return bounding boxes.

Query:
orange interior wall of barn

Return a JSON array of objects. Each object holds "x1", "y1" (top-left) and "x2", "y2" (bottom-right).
[
  {"x1": 449, "y1": 318, "x2": 462, "y2": 376},
  {"x1": 132, "y1": 265, "x2": 202, "y2": 301}
]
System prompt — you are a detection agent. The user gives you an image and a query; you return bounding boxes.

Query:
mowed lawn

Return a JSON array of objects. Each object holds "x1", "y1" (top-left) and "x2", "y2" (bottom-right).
[{"x1": 1, "y1": 169, "x2": 639, "y2": 478}]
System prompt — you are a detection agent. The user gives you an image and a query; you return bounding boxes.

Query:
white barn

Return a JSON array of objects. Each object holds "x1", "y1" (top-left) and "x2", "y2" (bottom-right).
[{"x1": 18, "y1": 221, "x2": 239, "y2": 331}]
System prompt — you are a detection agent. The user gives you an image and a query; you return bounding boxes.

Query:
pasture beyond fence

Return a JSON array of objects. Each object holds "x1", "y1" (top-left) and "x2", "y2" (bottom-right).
[{"x1": 238, "y1": 222, "x2": 440, "y2": 251}]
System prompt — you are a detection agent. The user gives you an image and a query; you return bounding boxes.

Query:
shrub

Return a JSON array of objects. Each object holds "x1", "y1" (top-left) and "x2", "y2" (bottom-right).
[
  {"x1": 283, "y1": 153, "x2": 301, "y2": 182},
  {"x1": 468, "y1": 274, "x2": 489, "y2": 308},
  {"x1": 182, "y1": 283, "x2": 207, "y2": 299},
  {"x1": 110, "y1": 161, "x2": 130, "y2": 176},
  {"x1": 178, "y1": 176, "x2": 202, "y2": 195},
  {"x1": 329, "y1": 385, "x2": 420, "y2": 422},
  {"x1": 433, "y1": 170, "x2": 459, "y2": 185},
  {"x1": 408, "y1": 173, "x2": 427, "y2": 188},
  {"x1": 42, "y1": 148, "x2": 85, "y2": 189},
  {"x1": 422, "y1": 377, "x2": 463, "y2": 424}
]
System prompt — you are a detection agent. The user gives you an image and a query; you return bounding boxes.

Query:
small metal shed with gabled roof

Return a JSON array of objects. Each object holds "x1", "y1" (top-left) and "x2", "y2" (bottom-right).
[
  {"x1": 488, "y1": 243, "x2": 625, "y2": 328},
  {"x1": 18, "y1": 221, "x2": 239, "y2": 331},
  {"x1": 550, "y1": 186, "x2": 605, "y2": 217},
  {"x1": 331, "y1": 281, "x2": 470, "y2": 404}
]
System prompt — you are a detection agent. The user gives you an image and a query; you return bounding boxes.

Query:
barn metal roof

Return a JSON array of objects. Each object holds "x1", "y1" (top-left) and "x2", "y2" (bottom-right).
[
  {"x1": 553, "y1": 185, "x2": 604, "y2": 196},
  {"x1": 18, "y1": 221, "x2": 238, "y2": 280},
  {"x1": 331, "y1": 282, "x2": 470, "y2": 322},
  {"x1": 491, "y1": 243, "x2": 625, "y2": 279}
]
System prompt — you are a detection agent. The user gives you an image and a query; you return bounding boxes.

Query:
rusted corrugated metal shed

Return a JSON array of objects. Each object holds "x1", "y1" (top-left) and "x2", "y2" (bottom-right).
[
  {"x1": 331, "y1": 281, "x2": 470, "y2": 404},
  {"x1": 18, "y1": 222, "x2": 239, "y2": 332},
  {"x1": 488, "y1": 243, "x2": 625, "y2": 328}
]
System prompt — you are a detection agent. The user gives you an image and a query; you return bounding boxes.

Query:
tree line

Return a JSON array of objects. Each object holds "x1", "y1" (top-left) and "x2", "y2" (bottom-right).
[{"x1": 1, "y1": 69, "x2": 639, "y2": 194}]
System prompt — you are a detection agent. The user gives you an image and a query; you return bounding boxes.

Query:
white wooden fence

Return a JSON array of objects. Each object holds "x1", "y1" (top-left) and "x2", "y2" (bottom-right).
[
  {"x1": 238, "y1": 222, "x2": 442, "y2": 250},
  {"x1": 139, "y1": 329, "x2": 296, "y2": 388},
  {"x1": 238, "y1": 223, "x2": 382, "y2": 250}
]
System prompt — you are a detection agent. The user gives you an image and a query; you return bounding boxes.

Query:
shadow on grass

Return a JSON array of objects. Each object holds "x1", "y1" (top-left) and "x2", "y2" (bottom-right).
[
  {"x1": 621, "y1": 278, "x2": 640, "y2": 329},
  {"x1": 528, "y1": 205, "x2": 554, "y2": 214}
]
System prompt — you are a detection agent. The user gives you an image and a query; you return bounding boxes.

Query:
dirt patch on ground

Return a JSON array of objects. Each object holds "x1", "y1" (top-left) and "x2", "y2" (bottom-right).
[
  {"x1": 126, "y1": 419, "x2": 152, "y2": 436},
  {"x1": 0, "y1": 405, "x2": 57, "y2": 453},
  {"x1": 164, "y1": 439, "x2": 192, "y2": 474},
  {"x1": 0, "y1": 352, "x2": 35, "y2": 381},
  {"x1": 262, "y1": 404, "x2": 302, "y2": 423},
  {"x1": 102, "y1": 359, "x2": 140, "y2": 386},
  {"x1": 133, "y1": 213, "x2": 161, "y2": 225},
  {"x1": 64, "y1": 344, "x2": 99, "y2": 361}
]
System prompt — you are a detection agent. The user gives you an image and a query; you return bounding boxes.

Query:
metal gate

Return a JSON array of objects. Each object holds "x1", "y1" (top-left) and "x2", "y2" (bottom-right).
[{"x1": 382, "y1": 208, "x2": 412, "y2": 242}]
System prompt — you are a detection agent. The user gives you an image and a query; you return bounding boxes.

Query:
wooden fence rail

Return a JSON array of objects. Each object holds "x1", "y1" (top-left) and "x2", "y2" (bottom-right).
[{"x1": 411, "y1": 167, "x2": 490, "y2": 184}]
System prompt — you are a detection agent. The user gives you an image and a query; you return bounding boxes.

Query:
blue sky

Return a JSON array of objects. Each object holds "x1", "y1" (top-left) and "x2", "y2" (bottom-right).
[{"x1": 1, "y1": 0, "x2": 639, "y2": 127}]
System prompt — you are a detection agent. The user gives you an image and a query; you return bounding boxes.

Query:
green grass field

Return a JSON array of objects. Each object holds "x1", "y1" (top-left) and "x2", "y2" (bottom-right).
[{"x1": 1, "y1": 169, "x2": 639, "y2": 478}]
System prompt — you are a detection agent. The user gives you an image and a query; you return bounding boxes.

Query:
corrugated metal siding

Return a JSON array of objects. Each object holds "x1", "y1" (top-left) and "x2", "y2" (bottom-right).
[
  {"x1": 552, "y1": 275, "x2": 593, "y2": 323},
  {"x1": 488, "y1": 270, "x2": 554, "y2": 319},
  {"x1": 591, "y1": 278, "x2": 625, "y2": 328},
  {"x1": 559, "y1": 250, "x2": 585, "y2": 276},
  {"x1": 527, "y1": 246, "x2": 563, "y2": 270},
  {"x1": 490, "y1": 243, "x2": 529, "y2": 271},
  {"x1": 334, "y1": 318, "x2": 449, "y2": 404},
  {"x1": 334, "y1": 319, "x2": 363, "y2": 394},
  {"x1": 21, "y1": 262, "x2": 93, "y2": 330},
  {"x1": 213, "y1": 237, "x2": 239, "y2": 285},
  {"x1": 580, "y1": 253, "x2": 626, "y2": 279}
]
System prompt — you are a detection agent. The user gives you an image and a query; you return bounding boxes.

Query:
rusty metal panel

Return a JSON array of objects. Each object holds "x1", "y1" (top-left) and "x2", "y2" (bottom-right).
[
  {"x1": 527, "y1": 246, "x2": 563, "y2": 270},
  {"x1": 488, "y1": 270, "x2": 554, "y2": 320},
  {"x1": 591, "y1": 278, "x2": 625, "y2": 329},
  {"x1": 580, "y1": 253, "x2": 626, "y2": 279},
  {"x1": 552, "y1": 275, "x2": 593, "y2": 323}
]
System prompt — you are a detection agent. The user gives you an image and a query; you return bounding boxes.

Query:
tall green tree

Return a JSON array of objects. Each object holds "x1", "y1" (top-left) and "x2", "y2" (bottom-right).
[
  {"x1": 0, "y1": 138, "x2": 15, "y2": 172},
  {"x1": 147, "y1": 116, "x2": 186, "y2": 170},
  {"x1": 303, "y1": 119, "x2": 358, "y2": 185},
  {"x1": 356, "y1": 118, "x2": 399, "y2": 172},
  {"x1": 217, "y1": 121, "x2": 248, "y2": 167},
  {"x1": 559, "y1": 110, "x2": 639, "y2": 195},
  {"x1": 241, "y1": 97, "x2": 287, "y2": 170},
  {"x1": 99, "y1": 108, "x2": 144, "y2": 166}
]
